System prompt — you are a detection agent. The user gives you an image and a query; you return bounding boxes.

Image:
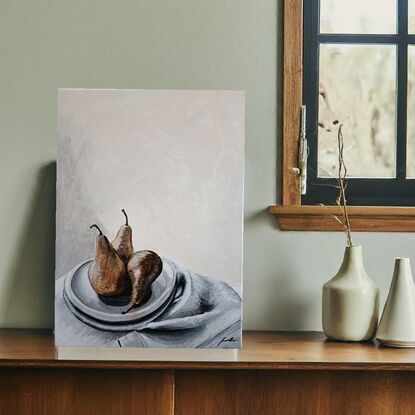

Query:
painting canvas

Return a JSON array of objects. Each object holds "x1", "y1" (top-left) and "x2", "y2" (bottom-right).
[{"x1": 55, "y1": 89, "x2": 244, "y2": 348}]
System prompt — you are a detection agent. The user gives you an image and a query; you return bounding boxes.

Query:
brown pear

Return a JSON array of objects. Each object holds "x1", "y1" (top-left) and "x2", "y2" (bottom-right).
[
  {"x1": 122, "y1": 250, "x2": 163, "y2": 314},
  {"x1": 112, "y1": 209, "x2": 134, "y2": 265},
  {"x1": 88, "y1": 224, "x2": 129, "y2": 297}
]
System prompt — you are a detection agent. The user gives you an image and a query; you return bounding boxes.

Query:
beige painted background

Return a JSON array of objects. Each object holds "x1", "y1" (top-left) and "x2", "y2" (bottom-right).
[
  {"x1": 57, "y1": 89, "x2": 244, "y2": 282},
  {"x1": 1, "y1": 0, "x2": 414, "y2": 330}
]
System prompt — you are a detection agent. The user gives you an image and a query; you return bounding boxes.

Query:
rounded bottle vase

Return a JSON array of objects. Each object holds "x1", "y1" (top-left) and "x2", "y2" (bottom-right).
[{"x1": 322, "y1": 245, "x2": 379, "y2": 342}]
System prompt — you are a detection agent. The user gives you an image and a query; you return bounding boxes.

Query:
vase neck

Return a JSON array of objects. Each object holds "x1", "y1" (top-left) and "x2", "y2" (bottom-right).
[
  {"x1": 393, "y1": 257, "x2": 412, "y2": 280},
  {"x1": 339, "y1": 245, "x2": 366, "y2": 278}
]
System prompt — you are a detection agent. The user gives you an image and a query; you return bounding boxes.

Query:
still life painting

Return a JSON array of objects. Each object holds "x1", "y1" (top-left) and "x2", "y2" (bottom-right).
[{"x1": 55, "y1": 89, "x2": 244, "y2": 348}]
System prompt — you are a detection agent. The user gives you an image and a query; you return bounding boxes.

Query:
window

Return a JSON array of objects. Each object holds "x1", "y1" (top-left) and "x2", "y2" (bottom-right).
[
  {"x1": 303, "y1": 0, "x2": 415, "y2": 206},
  {"x1": 270, "y1": 0, "x2": 415, "y2": 231}
]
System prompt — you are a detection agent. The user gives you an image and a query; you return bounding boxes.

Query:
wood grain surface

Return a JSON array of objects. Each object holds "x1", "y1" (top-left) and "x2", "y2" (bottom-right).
[
  {"x1": 2, "y1": 330, "x2": 415, "y2": 370},
  {"x1": 175, "y1": 370, "x2": 415, "y2": 415},
  {"x1": 0, "y1": 368, "x2": 173, "y2": 415},
  {"x1": 269, "y1": 205, "x2": 415, "y2": 232},
  {"x1": 282, "y1": 0, "x2": 302, "y2": 205},
  {"x1": 2, "y1": 330, "x2": 415, "y2": 414}
]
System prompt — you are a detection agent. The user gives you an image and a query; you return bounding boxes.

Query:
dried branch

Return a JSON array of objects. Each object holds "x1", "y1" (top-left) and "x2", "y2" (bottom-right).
[
  {"x1": 318, "y1": 203, "x2": 345, "y2": 229},
  {"x1": 336, "y1": 123, "x2": 353, "y2": 246}
]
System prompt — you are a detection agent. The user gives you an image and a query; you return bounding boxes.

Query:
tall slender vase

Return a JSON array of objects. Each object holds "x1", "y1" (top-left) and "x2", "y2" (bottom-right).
[
  {"x1": 322, "y1": 245, "x2": 379, "y2": 341},
  {"x1": 376, "y1": 258, "x2": 415, "y2": 347}
]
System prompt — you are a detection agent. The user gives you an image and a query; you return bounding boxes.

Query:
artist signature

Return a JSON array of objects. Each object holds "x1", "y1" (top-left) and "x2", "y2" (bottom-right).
[{"x1": 219, "y1": 336, "x2": 238, "y2": 345}]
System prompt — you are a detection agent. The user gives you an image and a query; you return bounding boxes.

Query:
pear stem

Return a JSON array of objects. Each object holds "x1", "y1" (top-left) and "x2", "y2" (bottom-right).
[
  {"x1": 121, "y1": 209, "x2": 129, "y2": 226},
  {"x1": 90, "y1": 224, "x2": 103, "y2": 235},
  {"x1": 122, "y1": 303, "x2": 134, "y2": 314}
]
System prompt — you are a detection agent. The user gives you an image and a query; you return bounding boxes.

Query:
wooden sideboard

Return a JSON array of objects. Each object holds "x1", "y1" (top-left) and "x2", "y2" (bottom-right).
[{"x1": 1, "y1": 330, "x2": 415, "y2": 414}]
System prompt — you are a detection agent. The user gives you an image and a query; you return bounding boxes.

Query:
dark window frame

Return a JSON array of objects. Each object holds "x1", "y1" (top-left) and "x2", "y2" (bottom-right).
[{"x1": 302, "y1": 0, "x2": 415, "y2": 206}]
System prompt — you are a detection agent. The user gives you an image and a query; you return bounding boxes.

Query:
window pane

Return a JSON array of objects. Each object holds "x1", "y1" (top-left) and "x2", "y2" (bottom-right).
[
  {"x1": 407, "y1": 46, "x2": 415, "y2": 177},
  {"x1": 320, "y1": 0, "x2": 397, "y2": 34},
  {"x1": 410, "y1": 1, "x2": 415, "y2": 34},
  {"x1": 318, "y1": 44, "x2": 396, "y2": 178}
]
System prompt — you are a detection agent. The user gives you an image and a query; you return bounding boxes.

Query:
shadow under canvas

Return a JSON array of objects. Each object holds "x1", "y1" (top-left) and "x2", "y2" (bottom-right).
[{"x1": 4, "y1": 162, "x2": 56, "y2": 328}]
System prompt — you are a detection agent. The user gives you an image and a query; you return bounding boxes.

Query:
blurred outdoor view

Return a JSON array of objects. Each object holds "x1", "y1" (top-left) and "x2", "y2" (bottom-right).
[
  {"x1": 320, "y1": 0, "x2": 397, "y2": 34},
  {"x1": 408, "y1": 46, "x2": 415, "y2": 177},
  {"x1": 317, "y1": 0, "x2": 415, "y2": 178}
]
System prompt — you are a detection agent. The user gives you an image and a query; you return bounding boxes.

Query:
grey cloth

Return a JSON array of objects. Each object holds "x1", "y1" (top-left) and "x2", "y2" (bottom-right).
[{"x1": 55, "y1": 258, "x2": 242, "y2": 348}]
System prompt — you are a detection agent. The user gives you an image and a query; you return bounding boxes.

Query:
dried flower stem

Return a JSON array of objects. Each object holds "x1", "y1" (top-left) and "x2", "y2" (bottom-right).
[{"x1": 336, "y1": 124, "x2": 353, "y2": 246}]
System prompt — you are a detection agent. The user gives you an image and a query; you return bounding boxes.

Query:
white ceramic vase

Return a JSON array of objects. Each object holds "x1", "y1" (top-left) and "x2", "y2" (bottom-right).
[
  {"x1": 322, "y1": 245, "x2": 379, "y2": 341},
  {"x1": 376, "y1": 258, "x2": 415, "y2": 347}
]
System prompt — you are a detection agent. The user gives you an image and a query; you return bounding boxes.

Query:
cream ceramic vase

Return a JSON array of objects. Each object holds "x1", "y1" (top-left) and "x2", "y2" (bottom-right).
[
  {"x1": 322, "y1": 245, "x2": 379, "y2": 341},
  {"x1": 376, "y1": 258, "x2": 415, "y2": 347}
]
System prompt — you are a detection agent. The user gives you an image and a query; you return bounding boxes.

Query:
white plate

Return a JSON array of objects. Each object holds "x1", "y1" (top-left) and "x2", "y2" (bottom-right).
[
  {"x1": 64, "y1": 259, "x2": 175, "y2": 323},
  {"x1": 63, "y1": 284, "x2": 177, "y2": 332}
]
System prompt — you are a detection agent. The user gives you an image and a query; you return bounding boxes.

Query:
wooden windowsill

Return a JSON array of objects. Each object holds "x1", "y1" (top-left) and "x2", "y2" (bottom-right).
[{"x1": 269, "y1": 205, "x2": 415, "y2": 232}]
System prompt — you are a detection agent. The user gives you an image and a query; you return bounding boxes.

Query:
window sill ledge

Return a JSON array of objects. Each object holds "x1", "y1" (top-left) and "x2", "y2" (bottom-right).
[{"x1": 269, "y1": 205, "x2": 415, "y2": 232}]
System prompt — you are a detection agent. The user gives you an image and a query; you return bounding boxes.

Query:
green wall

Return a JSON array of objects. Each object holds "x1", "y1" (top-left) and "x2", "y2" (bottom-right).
[{"x1": 1, "y1": 0, "x2": 413, "y2": 330}]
